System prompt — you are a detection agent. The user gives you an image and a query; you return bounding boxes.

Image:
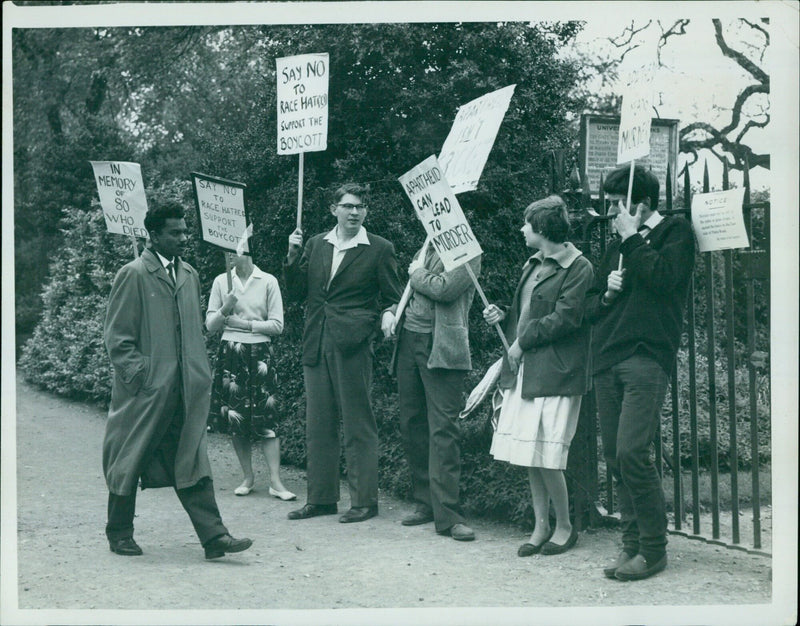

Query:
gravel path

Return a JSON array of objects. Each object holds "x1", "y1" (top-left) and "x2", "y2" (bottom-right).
[{"x1": 4, "y1": 375, "x2": 788, "y2": 625}]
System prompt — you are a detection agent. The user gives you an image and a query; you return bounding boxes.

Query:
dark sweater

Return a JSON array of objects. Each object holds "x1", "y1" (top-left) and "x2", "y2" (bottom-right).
[{"x1": 586, "y1": 215, "x2": 696, "y2": 376}]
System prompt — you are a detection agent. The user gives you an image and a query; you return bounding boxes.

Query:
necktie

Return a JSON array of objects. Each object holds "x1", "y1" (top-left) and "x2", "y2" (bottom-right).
[{"x1": 166, "y1": 261, "x2": 176, "y2": 285}]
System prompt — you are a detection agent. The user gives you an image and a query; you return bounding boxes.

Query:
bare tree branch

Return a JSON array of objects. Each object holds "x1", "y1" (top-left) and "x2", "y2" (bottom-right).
[{"x1": 712, "y1": 18, "x2": 769, "y2": 84}]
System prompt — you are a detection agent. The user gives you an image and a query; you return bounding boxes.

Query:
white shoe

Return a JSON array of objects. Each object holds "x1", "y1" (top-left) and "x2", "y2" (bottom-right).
[
  {"x1": 234, "y1": 484, "x2": 254, "y2": 496},
  {"x1": 269, "y1": 487, "x2": 297, "y2": 501}
]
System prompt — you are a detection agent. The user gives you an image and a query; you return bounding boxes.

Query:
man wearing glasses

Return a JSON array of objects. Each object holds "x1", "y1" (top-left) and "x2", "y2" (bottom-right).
[{"x1": 284, "y1": 183, "x2": 402, "y2": 524}]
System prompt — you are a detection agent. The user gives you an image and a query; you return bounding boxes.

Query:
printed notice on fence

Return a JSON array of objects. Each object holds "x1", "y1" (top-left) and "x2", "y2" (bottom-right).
[
  {"x1": 399, "y1": 155, "x2": 482, "y2": 272},
  {"x1": 438, "y1": 84, "x2": 516, "y2": 194},
  {"x1": 691, "y1": 188, "x2": 749, "y2": 253},
  {"x1": 617, "y1": 42, "x2": 657, "y2": 164},
  {"x1": 90, "y1": 161, "x2": 148, "y2": 238},
  {"x1": 191, "y1": 172, "x2": 250, "y2": 254},
  {"x1": 276, "y1": 52, "x2": 329, "y2": 155}
]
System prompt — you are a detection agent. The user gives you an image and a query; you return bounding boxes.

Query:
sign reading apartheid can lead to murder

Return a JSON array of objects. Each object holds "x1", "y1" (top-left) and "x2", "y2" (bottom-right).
[
  {"x1": 190, "y1": 172, "x2": 250, "y2": 254},
  {"x1": 276, "y1": 52, "x2": 329, "y2": 155},
  {"x1": 438, "y1": 84, "x2": 516, "y2": 194},
  {"x1": 90, "y1": 161, "x2": 148, "y2": 238},
  {"x1": 399, "y1": 155, "x2": 483, "y2": 272}
]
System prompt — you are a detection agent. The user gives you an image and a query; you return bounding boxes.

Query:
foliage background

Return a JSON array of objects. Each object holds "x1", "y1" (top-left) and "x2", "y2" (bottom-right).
[{"x1": 14, "y1": 21, "x2": 771, "y2": 527}]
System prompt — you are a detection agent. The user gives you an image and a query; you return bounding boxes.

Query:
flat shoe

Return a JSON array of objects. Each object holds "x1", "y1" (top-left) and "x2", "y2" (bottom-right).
[
  {"x1": 234, "y1": 484, "x2": 254, "y2": 496},
  {"x1": 518, "y1": 528, "x2": 555, "y2": 557},
  {"x1": 603, "y1": 551, "x2": 635, "y2": 579},
  {"x1": 339, "y1": 506, "x2": 378, "y2": 523},
  {"x1": 540, "y1": 527, "x2": 578, "y2": 555},
  {"x1": 109, "y1": 536, "x2": 143, "y2": 556},
  {"x1": 269, "y1": 487, "x2": 297, "y2": 501},
  {"x1": 438, "y1": 523, "x2": 475, "y2": 541},
  {"x1": 287, "y1": 503, "x2": 338, "y2": 520},
  {"x1": 203, "y1": 534, "x2": 253, "y2": 559},
  {"x1": 615, "y1": 553, "x2": 667, "y2": 581}
]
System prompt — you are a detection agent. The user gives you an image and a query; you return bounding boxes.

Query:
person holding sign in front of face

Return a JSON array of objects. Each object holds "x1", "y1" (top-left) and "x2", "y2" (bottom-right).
[
  {"x1": 284, "y1": 183, "x2": 402, "y2": 524},
  {"x1": 102, "y1": 201, "x2": 252, "y2": 560},
  {"x1": 206, "y1": 253, "x2": 296, "y2": 502},
  {"x1": 389, "y1": 241, "x2": 481, "y2": 542},
  {"x1": 587, "y1": 165, "x2": 695, "y2": 581},
  {"x1": 482, "y1": 196, "x2": 594, "y2": 558}
]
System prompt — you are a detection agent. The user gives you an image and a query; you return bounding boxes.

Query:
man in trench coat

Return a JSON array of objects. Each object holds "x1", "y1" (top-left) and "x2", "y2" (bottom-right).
[{"x1": 102, "y1": 201, "x2": 251, "y2": 559}]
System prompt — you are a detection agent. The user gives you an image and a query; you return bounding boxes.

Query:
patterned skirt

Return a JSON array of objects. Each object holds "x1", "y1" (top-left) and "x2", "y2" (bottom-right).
[{"x1": 211, "y1": 340, "x2": 280, "y2": 441}]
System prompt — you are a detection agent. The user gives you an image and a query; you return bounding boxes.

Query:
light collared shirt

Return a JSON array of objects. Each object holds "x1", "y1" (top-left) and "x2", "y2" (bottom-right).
[
  {"x1": 323, "y1": 226, "x2": 370, "y2": 288},
  {"x1": 205, "y1": 265, "x2": 284, "y2": 344},
  {"x1": 153, "y1": 250, "x2": 177, "y2": 282},
  {"x1": 638, "y1": 210, "x2": 664, "y2": 238}
]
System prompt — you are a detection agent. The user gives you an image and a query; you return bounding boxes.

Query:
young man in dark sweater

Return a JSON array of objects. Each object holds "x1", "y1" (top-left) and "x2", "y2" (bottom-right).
[{"x1": 587, "y1": 165, "x2": 695, "y2": 581}]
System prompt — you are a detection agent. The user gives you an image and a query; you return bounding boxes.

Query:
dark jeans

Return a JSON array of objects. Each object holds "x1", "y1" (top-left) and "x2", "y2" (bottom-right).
[
  {"x1": 396, "y1": 329, "x2": 466, "y2": 532},
  {"x1": 106, "y1": 394, "x2": 227, "y2": 546},
  {"x1": 594, "y1": 353, "x2": 669, "y2": 561}
]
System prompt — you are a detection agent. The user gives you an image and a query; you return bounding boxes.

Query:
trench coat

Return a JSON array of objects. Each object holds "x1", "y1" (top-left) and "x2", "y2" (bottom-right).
[{"x1": 102, "y1": 247, "x2": 213, "y2": 495}]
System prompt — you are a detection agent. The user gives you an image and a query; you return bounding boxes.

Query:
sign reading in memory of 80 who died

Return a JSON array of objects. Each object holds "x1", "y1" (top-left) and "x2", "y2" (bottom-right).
[
  {"x1": 399, "y1": 155, "x2": 483, "y2": 272},
  {"x1": 276, "y1": 52, "x2": 329, "y2": 155},
  {"x1": 90, "y1": 161, "x2": 148, "y2": 238},
  {"x1": 191, "y1": 172, "x2": 250, "y2": 254}
]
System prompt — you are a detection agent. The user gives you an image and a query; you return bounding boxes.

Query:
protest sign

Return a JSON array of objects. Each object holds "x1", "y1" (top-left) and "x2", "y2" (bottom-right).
[
  {"x1": 276, "y1": 52, "x2": 329, "y2": 155},
  {"x1": 691, "y1": 188, "x2": 749, "y2": 253},
  {"x1": 438, "y1": 84, "x2": 516, "y2": 194},
  {"x1": 191, "y1": 172, "x2": 250, "y2": 255},
  {"x1": 617, "y1": 43, "x2": 658, "y2": 165},
  {"x1": 399, "y1": 155, "x2": 482, "y2": 272},
  {"x1": 90, "y1": 161, "x2": 148, "y2": 239}
]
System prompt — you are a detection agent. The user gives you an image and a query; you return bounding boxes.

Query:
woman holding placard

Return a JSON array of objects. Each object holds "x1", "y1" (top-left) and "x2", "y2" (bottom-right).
[
  {"x1": 206, "y1": 253, "x2": 296, "y2": 501},
  {"x1": 482, "y1": 196, "x2": 593, "y2": 557}
]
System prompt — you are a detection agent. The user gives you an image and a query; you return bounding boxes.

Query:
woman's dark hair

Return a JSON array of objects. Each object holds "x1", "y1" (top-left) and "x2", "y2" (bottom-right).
[
  {"x1": 603, "y1": 164, "x2": 660, "y2": 211},
  {"x1": 331, "y1": 182, "x2": 370, "y2": 205},
  {"x1": 144, "y1": 201, "x2": 185, "y2": 235},
  {"x1": 523, "y1": 195, "x2": 570, "y2": 243}
]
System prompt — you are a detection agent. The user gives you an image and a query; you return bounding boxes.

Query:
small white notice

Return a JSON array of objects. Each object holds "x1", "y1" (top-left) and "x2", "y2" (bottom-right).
[{"x1": 691, "y1": 188, "x2": 749, "y2": 253}]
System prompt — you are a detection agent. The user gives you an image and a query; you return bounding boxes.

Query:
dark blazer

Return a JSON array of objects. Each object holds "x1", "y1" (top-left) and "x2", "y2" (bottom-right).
[
  {"x1": 284, "y1": 230, "x2": 402, "y2": 366},
  {"x1": 498, "y1": 243, "x2": 594, "y2": 399}
]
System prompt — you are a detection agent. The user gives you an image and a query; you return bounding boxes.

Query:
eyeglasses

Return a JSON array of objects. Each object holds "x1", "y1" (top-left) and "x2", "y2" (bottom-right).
[{"x1": 337, "y1": 203, "x2": 368, "y2": 211}]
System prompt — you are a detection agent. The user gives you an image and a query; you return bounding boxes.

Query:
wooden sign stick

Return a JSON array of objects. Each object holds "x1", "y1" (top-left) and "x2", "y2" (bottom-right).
[
  {"x1": 464, "y1": 262, "x2": 510, "y2": 353},
  {"x1": 617, "y1": 158, "x2": 637, "y2": 271},
  {"x1": 225, "y1": 252, "x2": 233, "y2": 291},
  {"x1": 296, "y1": 152, "x2": 305, "y2": 231},
  {"x1": 130, "y1": 235, "x2": 139, "y2": 259}
]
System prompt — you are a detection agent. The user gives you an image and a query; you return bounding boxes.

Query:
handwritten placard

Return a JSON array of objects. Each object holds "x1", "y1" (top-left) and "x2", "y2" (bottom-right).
[
  {"x1": 399, "y1": 155, "x2": 482, "y2": 272},
  {"x1": 691, "y1": 188, "x2": 749, "y2": 252},
  {"x1": 276, "y1": 52, "x2": 329, "y2": 155},
  {"x1": 191, "y1": 172, "x2": 250, "y2": 254},
  {"x1": 438, "y1": 85, "x2": 516, "y2": 194},
  {"x1": 90, "y1": 161, "x2": 148, "y2": 237},
  {"x1": 617, "y1": 42, "x2": 657, "y2": 164}
]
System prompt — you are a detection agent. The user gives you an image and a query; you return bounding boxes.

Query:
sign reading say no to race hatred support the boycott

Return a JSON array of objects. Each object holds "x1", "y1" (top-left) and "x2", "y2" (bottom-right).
[
  {"x1": 276, "y1": 52, "x2": 329, "y2": 155},
  {"x1": 191, "y1": 172, "x2": 250, "y2": 254},
  {"x1": 90, "y1": 161, "x2": 148, "y2": 238},
  {"x1": 399, "y1": 155, "x2": 483, "y2": 272}
]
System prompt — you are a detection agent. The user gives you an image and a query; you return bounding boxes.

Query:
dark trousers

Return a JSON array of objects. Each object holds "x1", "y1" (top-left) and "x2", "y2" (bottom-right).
[
  {"x1": 303, "y1": 332, "x2": 378, "y2": 508},
  {"x1": 594, "y1": 353, "x2": 669, "y2": 561},
  {"x1": 106, "y1": 395, "x2": 227, "y2": 546},
  {"x1": 396, "y1": 329, "x2": 466, "y2": 532}
]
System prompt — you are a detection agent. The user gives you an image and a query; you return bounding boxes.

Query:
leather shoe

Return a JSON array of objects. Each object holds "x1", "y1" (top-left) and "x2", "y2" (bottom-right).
[
  {"x1": 603, "y1": 550, "x2": 635, "y2": 579},
  {"x1": 439, "y1": 523, "x2": 475, "y2": 541},
  {"x1": 517, "y1": 528, "x2": 554, "y2": 557},
  {"x1": 109, "y1": 537, "x2": 143, "y2": 556},
  {"x1": 287, "y1": 503, "x2": 338, "y2": 520},
  {"x1": 401, "y1": 510, "x2": 434, "y2": 526},
  {"x1": 615, "y1": 553, "x2": 667, "y2": 581},
  {"x1": 203, "y1": 534, "x2": 253, "y2": 559},
  {"x1": 339, "y1": 506, "x2": 378, "y2": 523},
  {"x1": 540, "y1": 527, "x2": 578, "y2": 555}
]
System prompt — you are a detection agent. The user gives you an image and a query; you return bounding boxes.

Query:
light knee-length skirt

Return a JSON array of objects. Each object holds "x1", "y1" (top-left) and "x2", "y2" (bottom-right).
[{"x1": 489, "y1": 363, "x2": 581, "y2": 470}]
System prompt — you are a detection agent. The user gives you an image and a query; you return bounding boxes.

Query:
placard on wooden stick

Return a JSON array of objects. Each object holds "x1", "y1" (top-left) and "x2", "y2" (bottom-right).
[{"x1": 190, "y1": 172, "x2": 250, "y2": 255}]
